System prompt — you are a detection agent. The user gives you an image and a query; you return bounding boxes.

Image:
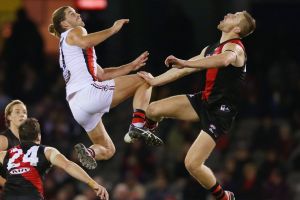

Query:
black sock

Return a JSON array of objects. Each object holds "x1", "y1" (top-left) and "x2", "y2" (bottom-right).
[
  {"x1": 144, "y1": 117, "x2": 158, "y2": 130},
  {"x1": 209, "y1": 182, "x2": 226, "y2": 200}
]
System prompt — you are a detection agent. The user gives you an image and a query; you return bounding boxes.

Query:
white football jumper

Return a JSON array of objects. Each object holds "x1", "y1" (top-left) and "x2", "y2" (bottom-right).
[{"x1": 59, "y1": 29, "x2": 115, "y2": 132}]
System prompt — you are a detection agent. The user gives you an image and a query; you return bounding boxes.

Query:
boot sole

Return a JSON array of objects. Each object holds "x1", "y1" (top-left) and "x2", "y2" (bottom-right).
[{"x1": 74, "y1": 143, "x2": 97, "y2": 170}]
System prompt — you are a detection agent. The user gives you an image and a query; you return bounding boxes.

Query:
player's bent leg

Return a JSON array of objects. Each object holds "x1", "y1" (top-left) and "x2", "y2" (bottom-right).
[
  {"x1": 110, "y1": 74, "x2": 150, "y2": 108},
  {"x1": 126, "y1": 95, "x2": 199, "y2": 146},
  {"x1": 184, "y1": 130, "x2": 235, "y2": 199},
  {"x1": 88, "y1": 121, "x2": 116, "y2": 160},
  {"x1": 147, "y1": 95, "x2": 199, "y2": 122},
  {"x1": 112, "y1": 74, "x2": 162, "y2": 145},
  {"x1": 74, "y1": 120, "x2": 115, "y2": 170},
  {"x1": 184, "y1": 130, "x2": 216, "y2": 188}
]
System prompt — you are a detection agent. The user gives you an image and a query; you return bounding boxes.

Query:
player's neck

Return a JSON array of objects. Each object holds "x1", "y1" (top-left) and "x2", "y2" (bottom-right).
[
  {"x1": 220, "y1": 32, "x2": 240, "y2": 43},
  {"x1": 9, "y1": 126, "x2": 20, "y2": 139}
]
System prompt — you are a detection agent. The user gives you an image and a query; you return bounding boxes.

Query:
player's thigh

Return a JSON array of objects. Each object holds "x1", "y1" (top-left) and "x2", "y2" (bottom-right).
[
  {"x1": 111, "y1": 74, "x2": 146, "y2": 108},
  {"x1": 148, "y1": 95, "x2": 199, "y2": 121},
  {"x1": 185, "y1": 130, "x2": 216, "y2": 166},
  {"x1": 88, "y1": 120, "x2": 114, "y2": 147}
]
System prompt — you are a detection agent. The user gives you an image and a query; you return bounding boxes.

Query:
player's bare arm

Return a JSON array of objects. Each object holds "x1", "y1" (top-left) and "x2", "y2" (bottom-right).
[
  {"x1": 96, "y1": 51, "x2": 149, "y2": 81},
  {"x1": 0, "y1": 135, "x2": 8, "y2": 151},
  {"x1": 0, "y1": 151, "x2": 6, "y2": 165},
  {"x1": 0, "y1": 151, "x2": 7, "y2": 186},
  {"x1": 165, "y1": 43, "x2": 244, "y2": 69},
  {"x1": 45, "y1": 147, "x2": 109, "y2": 199},
  {"x1": 138, "y1": 47, "x2": 208, "y2": 86},
  {"x1": 67, "y1": 19, "x2": 129, "y2": 49}
]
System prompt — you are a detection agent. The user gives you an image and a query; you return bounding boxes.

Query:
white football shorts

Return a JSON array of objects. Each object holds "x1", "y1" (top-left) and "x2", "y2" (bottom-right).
[{"x1": 67, "y1": 80, "x2": 115, "y2": 132}]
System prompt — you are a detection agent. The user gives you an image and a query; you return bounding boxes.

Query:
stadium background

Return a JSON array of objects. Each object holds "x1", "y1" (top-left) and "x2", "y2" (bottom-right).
[{"x1": 0, "y1": 0, "x2": 300, "y2": 199}]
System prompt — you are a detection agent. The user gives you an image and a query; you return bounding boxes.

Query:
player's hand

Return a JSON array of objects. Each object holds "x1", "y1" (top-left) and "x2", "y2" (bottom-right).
[
  {"x1": 137, "y1": 71, "x2": 157, "y2": 86},
  {"x1": 111, "y1": 19, "x2": 129, "y2": 34},
  {"x1": 165, "y1": 55, "x2": 186, "y2": 69},
  {"x1": 130, "y1": 51, "x2": 149, "y2": 71},
  {"x1": 93, "y1": 184, "x2": 109, "y2": 200}
]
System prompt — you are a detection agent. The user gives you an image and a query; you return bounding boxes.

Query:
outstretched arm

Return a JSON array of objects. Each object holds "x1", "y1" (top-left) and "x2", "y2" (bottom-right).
[
  {"x1": 97, "y1": 51, "x2": 149, "y2": 81},
  {"x1": 45, "y1": 147, "x2": 109, "y2": 199},
  {"x1": 165, "y1": 43, "x2": 244, "y2": 69},
  {"x1": 138, "y1": 47, "x2": 207, "y2": 86},
  {"x1": 67, "y1": 19, "x2": 129, "y2": 49}
]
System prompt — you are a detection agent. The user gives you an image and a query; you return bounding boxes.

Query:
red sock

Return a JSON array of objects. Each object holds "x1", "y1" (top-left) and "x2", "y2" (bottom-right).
[
  {"x1": 131, "y1": 109, "x2": 146, "y2": 128},
  {"x1": 87, "y1": 148, "x2": 95, "y2": 158},
  {"x1": 209, "y1": 182, "x2": 228, "y2": 200}
]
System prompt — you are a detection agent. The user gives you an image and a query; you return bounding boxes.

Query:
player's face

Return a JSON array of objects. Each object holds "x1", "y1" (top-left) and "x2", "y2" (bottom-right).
[
  {"x1": 63, "y1": 7, "x2": 85, "y2": 27},
  {"x1": 8, "y1": 104, "x2": 27, "y2": 128},
  {"x1": 217, "y1": 12, "x2": 244, "y2": 32}
]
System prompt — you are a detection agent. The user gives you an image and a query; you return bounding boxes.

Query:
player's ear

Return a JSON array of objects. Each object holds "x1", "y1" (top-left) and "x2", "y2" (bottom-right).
[
  {"x1": 233, "y1": 26, "x2": 241, "y2": 34},
  {"x1": 36, "y1": 133, "x2": 41, "y2": 144},
  {"x1": 60, "y1": 21, "x2": 69, "y2": 29}
]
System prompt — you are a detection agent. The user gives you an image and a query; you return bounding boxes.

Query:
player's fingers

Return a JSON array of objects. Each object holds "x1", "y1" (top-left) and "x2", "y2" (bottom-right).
[
  {"x1": 142, "y1": 51, "x2": 149, "y2": 56},
  {"x1": 137, "y1": 71, "x2": 149, "y2": 77},
  {"x1": 95, "y1": 187, "x2": 101, "y2": 196},
  {"x1": 104, "y1": 190, "x2": 109, "y2": 200},
  {"x1": 142, "y1": 56, "x2": 149, "y2": 61},
  {"x1": 165, "y1": 55, "x2": 174, "y2": 66},
  {"x1": 100, "y1": 188, "x2": 108, "y2": 200}
]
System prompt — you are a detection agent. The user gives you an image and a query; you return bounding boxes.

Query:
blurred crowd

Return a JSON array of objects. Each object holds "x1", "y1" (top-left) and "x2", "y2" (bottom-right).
[{"x1": 0, "y1": 4, "x2": 300, "y2": 200}]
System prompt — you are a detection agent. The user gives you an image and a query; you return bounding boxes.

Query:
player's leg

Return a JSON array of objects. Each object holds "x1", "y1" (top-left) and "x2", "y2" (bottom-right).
[
  {"x1": 74, "y1": 120, "x2": 115, "y2": 170},
  {"x1": 111, "y1": 74, "x2": 164, "y2": 145},
  {"x1": 146, "y1": 95, "x2": 199, "y2": 122},
  {"x1": 88, "y1": 120, "x2": 116, "y2": 160},
  {"x1": 124, "y1": 94, "x2": 199, "y2": 145},
  {"x1": 185, "y1": 130, "x2": 235, "y2": 200},
  {"x1": 143, "y1": 94, "x2": 199, "y2": 135},
  {"x1": 111, "y1": 74, "x2": 151, "y2": 110}
]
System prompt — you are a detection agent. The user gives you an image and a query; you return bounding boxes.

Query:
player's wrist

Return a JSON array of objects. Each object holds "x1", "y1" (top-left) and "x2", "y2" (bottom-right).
[{"x1": 87, "y1": 180, "x2": 97, "y2": 188}]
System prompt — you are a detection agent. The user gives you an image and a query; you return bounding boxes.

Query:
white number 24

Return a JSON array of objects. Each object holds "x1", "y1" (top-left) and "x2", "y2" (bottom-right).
[{"x1": 7, "y1": 146, "x2": 39, "y2": 170}]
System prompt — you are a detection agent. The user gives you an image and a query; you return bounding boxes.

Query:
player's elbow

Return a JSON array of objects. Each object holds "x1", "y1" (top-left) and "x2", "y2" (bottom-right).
[
  {"x1": 223, "y1": 59, "x2": 231, "y2": 67},
  {"x1": 220, "y1": 56, "x2": 233, "y2": 67},
  {"x1": 221, "y1": 53, "x2": 236, "y2": 67}
]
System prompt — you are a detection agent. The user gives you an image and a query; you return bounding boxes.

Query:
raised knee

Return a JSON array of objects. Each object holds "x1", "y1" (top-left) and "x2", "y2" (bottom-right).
[
  {"x1": 184, "y1": 157, "x2": 203, "y2": 174},
  {"x1": 185, "y1": 158, "x2": 196, "y2": 173},
  {"x1": 147, "y1": 102, "x2": 159, "y2": 118},
  {"x1": 135, "y1": 75, "x2": 148, "y2": 85},
  {"x1": 104, "y1": 145, "x2": 116, "y2": 160}
]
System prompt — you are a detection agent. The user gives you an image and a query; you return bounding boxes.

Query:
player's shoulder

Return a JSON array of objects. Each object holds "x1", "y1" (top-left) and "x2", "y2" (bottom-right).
[
  {"x1": 222, "y1": 41, "x2": 245, "y2": 55},
  {"x1": 69, "y1": 26, "x2": 87, "y2": 36}
]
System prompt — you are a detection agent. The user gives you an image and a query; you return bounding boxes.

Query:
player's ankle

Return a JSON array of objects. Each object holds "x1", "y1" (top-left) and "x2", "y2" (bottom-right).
[
  {"x1": 87, "y1": 148, "x2": 95, "y2": 158},
  {"x1": 131, "y1": 109, "x2": 146, "y2": 128}
]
